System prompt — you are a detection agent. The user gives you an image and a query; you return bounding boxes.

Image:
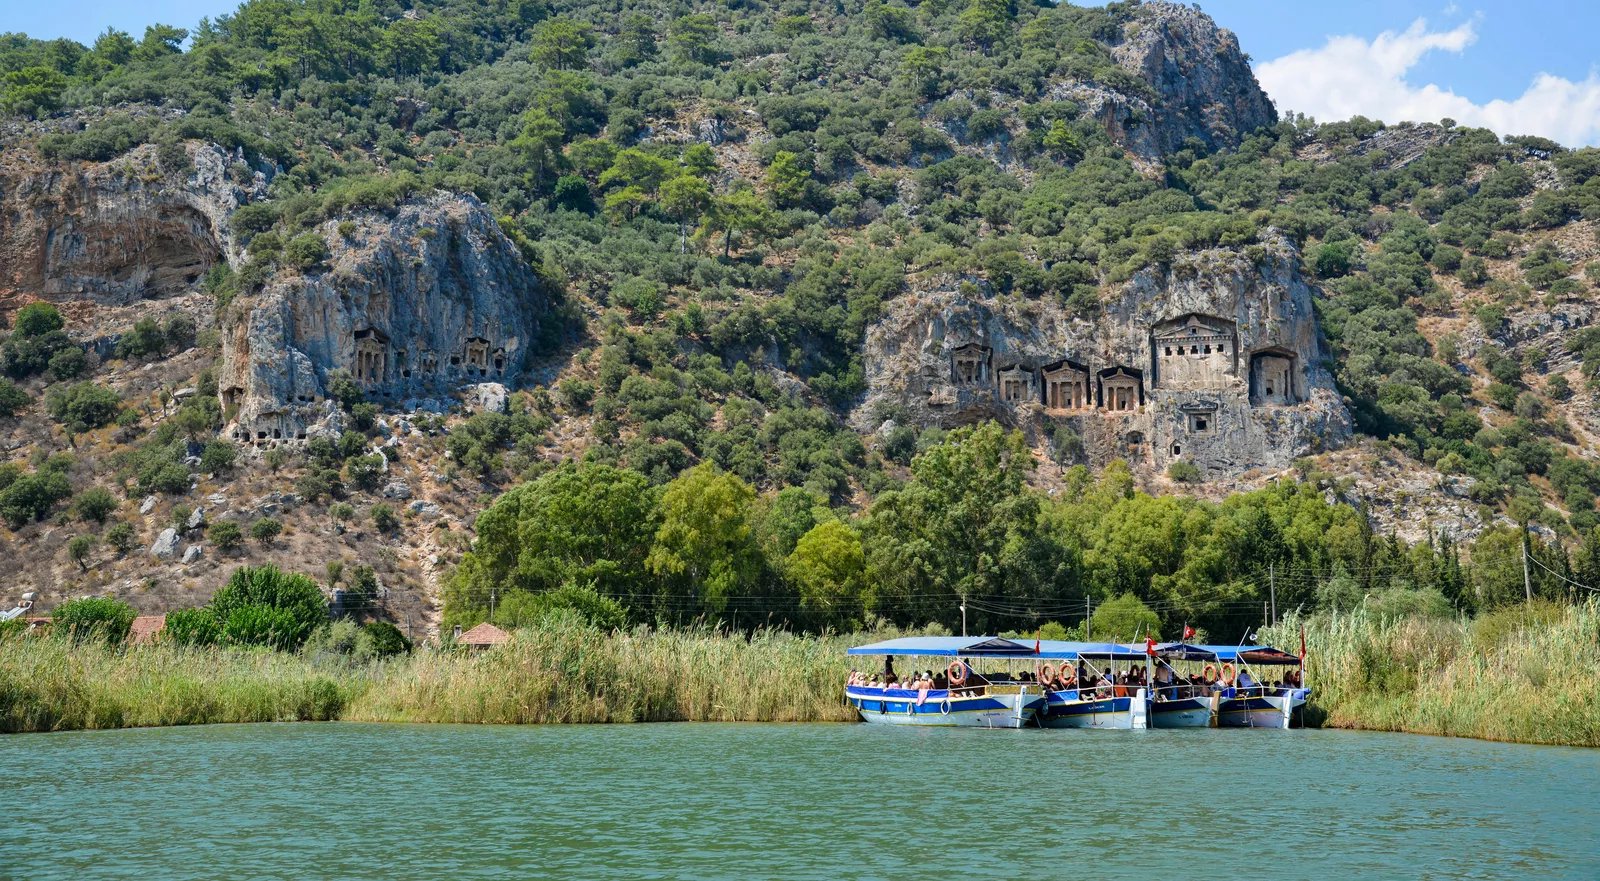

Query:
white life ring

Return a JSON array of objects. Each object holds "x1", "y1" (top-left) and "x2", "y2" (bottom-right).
[{"x1": 939, "y1": 697, "x2": 952, "y2": 716}]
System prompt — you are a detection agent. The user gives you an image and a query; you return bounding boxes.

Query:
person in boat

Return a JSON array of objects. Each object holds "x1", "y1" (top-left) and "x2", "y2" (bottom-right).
[
  {"x1": 1236, "y1": 667, "x2": 1258, "y2": 692},
  {"x1": 933, "y1": 669, "x2": 948, "y2": 690}
]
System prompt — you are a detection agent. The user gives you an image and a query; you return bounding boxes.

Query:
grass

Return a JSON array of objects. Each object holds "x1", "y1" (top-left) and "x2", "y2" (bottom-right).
[
  {"x1": 1261, "y1": 599, "x2": 1600, "y2": 747},
  {"x1": 5, "y1": 603, "x2": 1599, "y2": 745}
]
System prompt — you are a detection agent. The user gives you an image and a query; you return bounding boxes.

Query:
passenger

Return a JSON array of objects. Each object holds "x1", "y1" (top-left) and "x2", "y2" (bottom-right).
[
  {"x1": 933, "y1": 671, "x2": 948, "y2": 690},
  {"x1": 1236, "y1": 668, "x2": 1257, "y2": 691}
]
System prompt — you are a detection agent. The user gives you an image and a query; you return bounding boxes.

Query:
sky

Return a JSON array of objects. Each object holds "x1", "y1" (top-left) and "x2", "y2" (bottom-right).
[{"x1": 6, "y1": 1, "x2": 1600, "y2": 145}]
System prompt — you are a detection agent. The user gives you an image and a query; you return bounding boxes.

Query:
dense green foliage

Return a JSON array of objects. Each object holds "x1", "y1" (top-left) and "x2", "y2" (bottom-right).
[
  {"x1": 448, "y1": 425, "x2": 1590, "y2": 638},
  {"x1": 50, "y1": 597, "x2": 136, "y2": 642}
]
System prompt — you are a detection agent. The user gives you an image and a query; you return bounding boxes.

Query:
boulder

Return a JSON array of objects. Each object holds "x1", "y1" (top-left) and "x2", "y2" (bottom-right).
[
  {"x1": 181, "y1": 545, "x2": 203, "y2": 564},
  {"x1": 149, "y1": 528, "x2": 180, "y2": 561},
  {"x1": 468, "y1": 382, "x2": 509, "y2": 414},
  {"x1": 186, "y1": 507, "x2": 206, "y2": 531},
  {"x1": 139, "y1": 495, "x2": 157, "y2": 515},
  {"x1": 382, "y1": 479, "x2": 412, "y2": 500}
]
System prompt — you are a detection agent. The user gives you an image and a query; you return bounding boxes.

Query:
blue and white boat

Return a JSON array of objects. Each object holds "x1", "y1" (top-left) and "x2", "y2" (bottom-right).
[
  {"x1": 1154, "y1": 643, "x2": 1310, "y2": 729},
  {"x1": 845, "y1": 637, "x2": 1047, "y2": 728},
  {"x1": 1035, "y1": 641, "x2": 1152, "y2": 730}
]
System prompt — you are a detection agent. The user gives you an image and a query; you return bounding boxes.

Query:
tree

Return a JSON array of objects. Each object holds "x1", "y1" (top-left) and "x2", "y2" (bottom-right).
[
  {"x1": 510, "y1": 109, "x2": 565, "y2": 184},
  {"x1": 530, "y1": 16, "x2": 594, "y2": 71},
  {"x1": 704, "y1": 189, "x2": 774, "y2": 258},
  {"x1": 66, "y1": 534, "x2": 96, "y2": 571},
  {"x1": 380, "y1": 17, "x2": 440, "y2": 79},
  {"x1": 448, "y1": 462, "x2": 658, "y2": 621},
  {"x1": 667, "y1": 14, "x2": 719, "y2": 65},
  {"x1": 660, "y1": 174, "x2": 711, "y2": 253},
  {"x1": 788, "y1": 520, "x2": 867, "y2": 630},
  {"x1": 211, "y1": 564, "x2": 327, "y2": 649},
  {"x1": 106, "y1": 521, "x2": 138, "y2": 555},
  {"x1": 371, "y1": 503, "x2": 399, "y2": 532},
  {"x1": 1, "y1": 67, "x2": 67, "y2": 118},
  {"x1": 647, "y1": 464, "x2": 762, "y2": 613},
  {"x1": 766, "y1": 151, "x2": 811, "y2": 207},
  {"x1": 165, "y1": 607, "x2": 221, "y2": 646},
  {"x1": 1089, "y1": 592, "x2": 1161, "y2": 641},
  {"x1": 13, "y1": 302, "x2": 64, "y2": 337}
]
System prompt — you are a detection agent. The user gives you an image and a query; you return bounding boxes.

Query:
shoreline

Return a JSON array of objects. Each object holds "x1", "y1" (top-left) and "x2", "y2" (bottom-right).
[{"x1": 5, "y1": 603, "x2": 1597, "y2": 746}]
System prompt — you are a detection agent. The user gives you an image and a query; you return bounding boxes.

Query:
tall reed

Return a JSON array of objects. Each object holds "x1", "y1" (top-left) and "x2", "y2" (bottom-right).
[
  {"x1": 1262, "y1": 599, "x2": 1600, "y2": 747},
  {"x1": 345, "y1": 619, "x2": 859, "y2": 723},
  {"x1": 0, "y1": 637, "x2": 358, "y2": 732}
]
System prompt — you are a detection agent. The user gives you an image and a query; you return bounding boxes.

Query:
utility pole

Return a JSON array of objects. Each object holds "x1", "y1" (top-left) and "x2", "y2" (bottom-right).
[
  {"x1": 1085, "y1": 595, "x2": 1092, "y2": 642},
  {"x1": 1269, "y1": 563, "x2": 1277, "y2": 626},
  {"x1": 959, "y1": 601, "x2": 967, "y2": 637},
  {"x1": 1522, "y1": 538, "x2": 1533, "y2": 602},
  {"x1": 489, "y1": 586, "x2": 498, "y2": 622}
]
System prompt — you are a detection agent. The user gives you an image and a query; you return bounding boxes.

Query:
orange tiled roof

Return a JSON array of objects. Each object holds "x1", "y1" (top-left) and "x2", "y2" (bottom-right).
[
  {"x1": 458, "y1": 622, "x2": 511, "y2": 646},
  {"x1": 128, "y1": 615, "x2": 167, "y2": 644}
]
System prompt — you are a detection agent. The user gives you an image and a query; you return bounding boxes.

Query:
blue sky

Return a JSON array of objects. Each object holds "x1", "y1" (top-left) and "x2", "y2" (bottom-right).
[{"x1": 7, "y1": 1, "x2": 1600, "y2": 144}]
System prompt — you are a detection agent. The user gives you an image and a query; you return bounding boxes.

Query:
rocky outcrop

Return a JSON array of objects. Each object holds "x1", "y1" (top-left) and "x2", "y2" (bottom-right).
[
  {"x1": 1053, "y1": 3, "x2": 1275, "y2": 163},
  {"x1": 0, "y1": 141, "x2": 270, "y2": 308},
  {"x1": 218, "y1": 192, "x2": 554, "y2": 443},
  {"x1": 856, "y1": 235, "x2": 1351, "y2": 479}
]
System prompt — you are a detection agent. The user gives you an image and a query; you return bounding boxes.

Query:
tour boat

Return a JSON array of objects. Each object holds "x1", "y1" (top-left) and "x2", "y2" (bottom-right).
[
  {"x1": 845, "y1": 637, "x2": 1047, "y2": 728},
  {"x1": 1155, "y1": 643, "x2": 1310, "y2": 729},
  {"x1": 1034, "y1": 641, "x2": 1153, "y2": 730}
]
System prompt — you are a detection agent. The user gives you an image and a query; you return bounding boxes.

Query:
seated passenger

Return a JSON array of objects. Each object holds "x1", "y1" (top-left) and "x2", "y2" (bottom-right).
[{"x1": 1236, "y1": 669, "x2": 1257, "y2": 690}]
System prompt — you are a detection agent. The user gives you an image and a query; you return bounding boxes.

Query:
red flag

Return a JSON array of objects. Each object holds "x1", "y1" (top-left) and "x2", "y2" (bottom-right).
[
  {"x1": 1182, "y1": 625, "x2": 1195, "y2": 640},
  {"x1": 1035, "y1": 638, "x2": 1041, "y2": 653},
  {"x1": 1144, "y1": 637, "x2": 1157, "y2": 656},
  {"x1": 1299, "y1": 625, "x2": 1307, "y2": 661}
]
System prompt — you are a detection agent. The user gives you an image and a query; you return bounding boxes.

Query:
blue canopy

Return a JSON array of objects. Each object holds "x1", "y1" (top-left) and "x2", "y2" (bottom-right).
[
  {"x1": 845, "y1": 636, "x2": 1038, "y2": 657},
  {"x1": 1152, "y1": 643, "x2": 1301, "y2": 665},
  {"x1": 1035, "y1": 640, "x2": 1149, "y2": 661}
]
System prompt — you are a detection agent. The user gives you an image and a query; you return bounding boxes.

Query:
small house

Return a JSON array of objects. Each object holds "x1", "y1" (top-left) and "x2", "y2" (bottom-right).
[{"x1": 456, "y1": 622, "x2": 511, "y2": 650}]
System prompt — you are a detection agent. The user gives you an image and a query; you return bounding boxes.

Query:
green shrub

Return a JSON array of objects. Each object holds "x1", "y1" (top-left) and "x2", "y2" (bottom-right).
[
  {"x1": 250, "y1": 517, "x2": 283, "y2": 545},
  {"x1": 45, "y1": 383, "x2": 121, "y2": 432},
  {"x1": 222, "y1": 604, "x2": 303, "y2": 651},
  {"x1": 0, "y1": 378, "x2": 27, "y2": 415},
  {"x1": 1167, "y1": 460, "x2": 1202, "y2": 483},
  {"x1": 105, "y1": 521, "x2": 137, "y2": 555},
  {"x1": 73, "y1": 487, "x2": 119, "y2": 523},
  {"x1": 0, "y1": 469, "x2": 72, "y2": 527},
  {"x1": 285, "y1": 233, "x2": 330, "y2": 270},
  {"x1": 67, "y1": 534, "x2": 96, "y2": 570},
  {"x1": 211, "y1": 564, "x2": 328, "y2": 649},
  {"x1": 362, "y1": 621, "x2": 412, "y2": 657},
  {"x1": 52, "y1": 597, "x2": 135, "y2": 643},
  {"x1": 114, "y1": 318, "x2": 167, "y2": 359},
  {"x1": 164, "y1": 607, "x2": 221, "y2": 646},
  {"x1": 494, "y1": 584, "x2": 628, "y2": 632},
  {"x1": 209, "y1": 519, "x2": 243, "y2": 551},
  {"x1": 371, "y1": 503, "x2": 398, "y2": 532}
]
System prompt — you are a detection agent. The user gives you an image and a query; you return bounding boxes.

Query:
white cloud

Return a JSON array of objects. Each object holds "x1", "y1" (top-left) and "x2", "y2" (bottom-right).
[{"x1": 1255, "y1": 18, "x2": 1600, "y2": 147}]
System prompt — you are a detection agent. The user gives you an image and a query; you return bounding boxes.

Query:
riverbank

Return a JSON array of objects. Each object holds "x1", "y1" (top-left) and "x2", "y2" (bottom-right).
[
  {"x1": 4, "y1": 604, "x2": 1598, "y2": 745},
  {"x1": 1263, "y1": 600, "x2": 1600, "y2": 747}
]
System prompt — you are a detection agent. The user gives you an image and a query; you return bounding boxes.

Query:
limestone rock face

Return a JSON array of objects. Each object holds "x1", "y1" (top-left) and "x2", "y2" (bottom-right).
[
  {"x1": 0, "y1": 141, "x2": 269, "y2": 307},
  {"x1": 1053, "y1": 3, "x2": 1275, "y2": 163},
  {"x1": 150, "y1": 528, "x2": 180, "y2": 561},
  {"x1": 856, "y1": 235, "x2": 1352, "y2": 479},
  {"x1": 218, "y1": 192, "x2": 553, "y2": 443}
]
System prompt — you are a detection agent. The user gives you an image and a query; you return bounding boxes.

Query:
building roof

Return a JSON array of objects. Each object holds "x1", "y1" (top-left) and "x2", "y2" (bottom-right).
[
  {"x1": 128, "y1": 615, "x2": 167, "y2": 644},
  {"x1": 458, "y1": 622, "x2": 511, "y2": 646}
]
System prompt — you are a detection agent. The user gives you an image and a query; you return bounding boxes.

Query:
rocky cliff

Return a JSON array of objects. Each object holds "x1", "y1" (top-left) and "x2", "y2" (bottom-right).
[
  {"x1": 1054, "y1": 2, "x2": 1277, "y2": 163},
  {"x1": 857, "y1": 235, "x2": 1351, "y2": 479},
  {"x1": 0, "y1": 141, "x2": 268, "y2": 309},
  {"x1": 218, "y1": 192, "x2": 554, "y2": 442}
]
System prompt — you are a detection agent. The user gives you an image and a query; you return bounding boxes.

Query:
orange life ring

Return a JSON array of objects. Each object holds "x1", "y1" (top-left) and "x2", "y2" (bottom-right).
[
  {"x1": 1037, "y1": 663, "x2": 1055, "y2": 684},
  {"x1": 1202, "y1": 663, "x2": 1218, "y2": 682},
  {"x1": 947, "y1": 660, "x2": 968, "y2": 686},
  {"x1": 1220, "y1": 663, "x2": 1237, "y2": 686}
]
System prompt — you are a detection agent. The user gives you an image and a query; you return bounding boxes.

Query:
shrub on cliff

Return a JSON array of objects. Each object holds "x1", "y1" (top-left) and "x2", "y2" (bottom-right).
[
  {"x1": 0, "y1": 379, "x2": 29, "y2": 416},
  {"x1": 45, "y1": 383, "x2": 121, "y2": 432}
]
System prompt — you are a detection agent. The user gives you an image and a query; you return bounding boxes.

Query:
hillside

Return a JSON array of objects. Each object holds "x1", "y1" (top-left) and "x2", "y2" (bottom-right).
[{"x1": 4, "y1": 0, "x2": 1600, "y2": 638}]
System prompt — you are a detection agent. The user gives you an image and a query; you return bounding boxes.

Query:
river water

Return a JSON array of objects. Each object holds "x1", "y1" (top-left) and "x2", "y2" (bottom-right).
[{"x1": 3, "y1": 722, "x2": 1597, "y2": 880}]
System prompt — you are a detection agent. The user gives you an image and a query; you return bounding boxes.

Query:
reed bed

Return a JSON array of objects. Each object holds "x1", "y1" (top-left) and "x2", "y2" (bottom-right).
[
  {"x1": 0, "y1": 637, "x2": 358, "y2": 732},
  {"x1": 345, "y1": 619, "x2": 859, "y2": 724},
  {"x1": 1262, "y1": 599, "x2": 1600, "y2": 747}
]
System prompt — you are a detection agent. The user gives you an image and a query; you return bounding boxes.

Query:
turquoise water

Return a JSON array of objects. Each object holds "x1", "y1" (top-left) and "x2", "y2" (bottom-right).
[{"x1": 3, "y1": 723, "x2": 1598, "y2": 880}]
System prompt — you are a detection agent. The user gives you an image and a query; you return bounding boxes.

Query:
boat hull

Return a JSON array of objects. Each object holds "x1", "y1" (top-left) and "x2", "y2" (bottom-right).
[
  {"x1": 1041, "y1": 689, "x2": 1148, "y2": 730},
  {"x1": 847, "y1": 687, "x2": 1043, "y2": 728},
  {"x1": 1216, "y1": 689, "x2": 1309, "y2": 729},
  {"x1": 1149, "y1": 696, "x2": 1214, "y2": 728}
]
